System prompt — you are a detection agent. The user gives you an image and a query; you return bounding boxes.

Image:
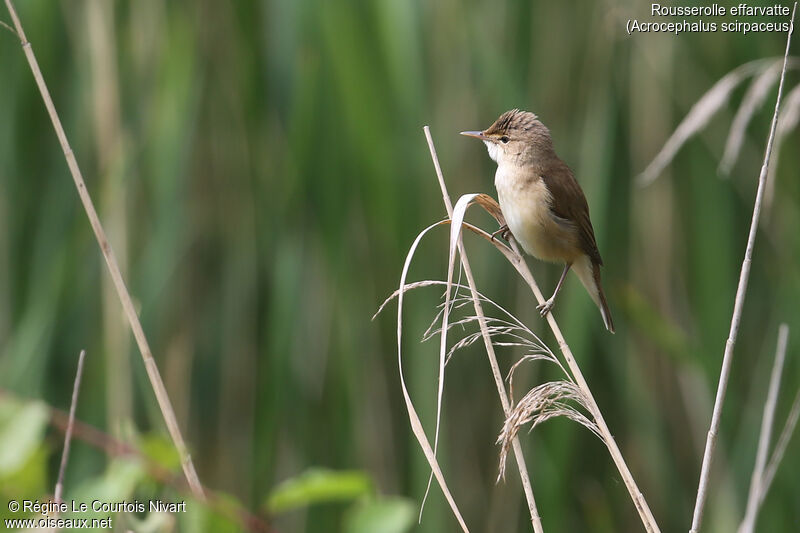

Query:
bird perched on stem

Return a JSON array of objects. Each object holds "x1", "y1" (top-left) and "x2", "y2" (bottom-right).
[{"x1": 461, "y1": 109, "x2": 614, "y2": 333}]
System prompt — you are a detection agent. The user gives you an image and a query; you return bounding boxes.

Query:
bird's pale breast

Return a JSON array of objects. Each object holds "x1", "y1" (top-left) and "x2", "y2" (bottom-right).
[{"x1": 495, "y1": 164, "x2": 581, "y2": 263}]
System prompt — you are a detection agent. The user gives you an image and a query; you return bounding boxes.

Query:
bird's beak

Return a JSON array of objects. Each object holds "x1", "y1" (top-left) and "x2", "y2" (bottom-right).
[{"x1": 460, "y1": 130, "x2": 488, "y2": 140}]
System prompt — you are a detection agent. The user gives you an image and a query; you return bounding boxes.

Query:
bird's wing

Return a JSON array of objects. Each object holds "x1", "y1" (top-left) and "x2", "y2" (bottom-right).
[{"x1": 540, "y1": 161, "x2": 603, "y2": 266}]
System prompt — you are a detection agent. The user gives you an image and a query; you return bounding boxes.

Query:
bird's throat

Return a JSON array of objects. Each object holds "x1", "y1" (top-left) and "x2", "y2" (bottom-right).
[{"x1": 483, "y1": 140, "x2": 500, "y2": 162}]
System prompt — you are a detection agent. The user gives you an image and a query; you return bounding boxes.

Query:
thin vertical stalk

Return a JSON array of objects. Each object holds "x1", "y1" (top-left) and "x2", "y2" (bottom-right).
[
  {"x1": 424, "y1": 127, "x2": 544, "y2": 533},
  {"x1": 54, "y1": 350, "x2": 86, "y2": 505},
  {"x1": 760, "y1": 389, "x2": 800, "y2": 502},
  {"x1": 4, "y1": 0, "x2": 204, "y2": 499},
  {"x1": 738, "y1": 325, "x2": 789, "y2": 533},
  {"x1": 689, "y1": 5, "x2": 796, "y2": 531}
]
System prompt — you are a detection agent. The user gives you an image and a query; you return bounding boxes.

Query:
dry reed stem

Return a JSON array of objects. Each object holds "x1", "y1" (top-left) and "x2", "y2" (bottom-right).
[
  {"x1": 503, "y1": 239, "x2": 660, "y2": 532},
  {"x1": 689, "y1": 5, "x2": 796, "y2": 532},
  {"x1": 760, "y1": 388, "x2": 800, "y2": 502},
  {"x1": 424, "y1": 129, "x2": 662, "y2": 532},
  {"x1": 434, "y1": 188, "x2": 660, "y2": 531},
  {"x1": 437, "y1": 189, "x2": 660, "y2": 531},
  {"x1": 3, "y1": 0, "x2": 204, "y2": 500},
  {"x1": 384, "y1": 185, "x2": 660, "y2": 532},
  {"x1": 54, "y1": 349, "x2": 86, "y2": 505},
  {"x1": 738, "y1": 325, "x2": 789, "y2": 533},
  {"x1": 423, "y1": 129, "x2": 543, "y2": 532},
  {"x1": 383, "y1": 189, "x2": 659, "y2": 531}
]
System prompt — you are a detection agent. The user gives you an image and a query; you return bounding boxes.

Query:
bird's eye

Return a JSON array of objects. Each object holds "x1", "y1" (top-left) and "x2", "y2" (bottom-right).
[{"x1": 500, "y1": 136, "x2": 509, "y2": 144}]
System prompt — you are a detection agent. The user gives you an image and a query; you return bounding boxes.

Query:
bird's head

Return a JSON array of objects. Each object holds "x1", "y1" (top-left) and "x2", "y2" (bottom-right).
[{"x1": 461, "y1": 109, "x2": 552, "y2": 165}]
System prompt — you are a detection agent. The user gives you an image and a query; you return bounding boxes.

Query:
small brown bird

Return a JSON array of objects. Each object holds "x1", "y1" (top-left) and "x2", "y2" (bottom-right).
[{"x1": 461, "y1": 109, "x2": 614, "y2": 333}]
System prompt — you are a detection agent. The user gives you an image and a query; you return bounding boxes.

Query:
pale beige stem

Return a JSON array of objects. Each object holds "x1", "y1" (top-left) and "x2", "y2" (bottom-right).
[
  {"x1": 760, "y1": 388, "x2": 800, "y2": 502},
  {"x1": 738, "y1": 325, "x2": 789, "y2": 533},
  {"x1": 499, "y1": 238, "x2": 660, "y2": 532},
  {"x1": 424, "y1": 127, "x2": 544, "y2": 533},
  {"x1": 55, "y1": 349, "x2": 86, "y2": 505},
  {"x1": 433, "y1": 188, "x2": 660, "y2": 530},
  {"x1": 689, "y1": 5, "x2": 796, "y2": 532},
  {"x1": 4, "y1": 0, "x2": 204, "y2": 500}
]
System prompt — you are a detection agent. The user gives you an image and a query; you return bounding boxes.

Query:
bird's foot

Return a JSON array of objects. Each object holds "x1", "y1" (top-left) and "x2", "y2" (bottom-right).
[
  {"x1": 537, "y1": 297, "x2": 556, "y2": 317},
  {"x1": 490, "y1": 224, "x2": 511, "y2": 242}
]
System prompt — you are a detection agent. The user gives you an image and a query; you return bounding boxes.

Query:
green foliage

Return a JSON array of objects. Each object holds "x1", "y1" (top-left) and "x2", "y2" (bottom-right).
[
  {"x1": 343, "y1": 498, "x2": 416, "y2": 533},
  {"x1": 138, "y1": 434, "x2": 182, "y2": 471},
  {"x1": 0, "y1": 398, "x2": 48, "y2": 523},
  {"x1": 266, "y1": 469, "x2": 373, "y2": 513},
  {"x1": 0, "y1": 398, "x2": 49, "y2": 475},
  {"x1": 266, "y1": 468, "x2": 415, "y2": 533},
  {"x1": 69, "y1": 459, "x2": 147, "y2": 510}
]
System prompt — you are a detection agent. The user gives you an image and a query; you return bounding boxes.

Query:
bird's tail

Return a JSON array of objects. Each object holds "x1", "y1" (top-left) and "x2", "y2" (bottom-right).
[{"x1": 573, "y1": 255, "x2": 615, "y2": 333}]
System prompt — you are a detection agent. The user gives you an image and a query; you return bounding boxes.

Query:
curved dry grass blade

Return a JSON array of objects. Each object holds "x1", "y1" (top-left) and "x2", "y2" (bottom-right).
[
  {"x1": 420, "y1": 193, "x2": 481, "y2": 516},
  {"x1": 473, "y1": 192, "x2": 507, "y2": 227},
  {"x1": 765, "y1": 83, "x2": 800, "y2": 210},
  {"x1": 690, "y1": 6, "x2": 797, "y2": 532},
  {"x1": 738, "y1": 325, "x2": 789, "y2": 533},
  {"x1": 395, "y1": 219, "x2": 469, "y2": 532},
  {"x1": 720, "y1": 61, "x2": 783, "y2": 175},
  {"x1": 638, "y1": 59, "x2": 770, "y2": 186},
  {"x1": 774, "y1": 82, "x2": 800, "y2": 136},
  {"x1": 373, "y1": 280, "x2": 447, "y2": 319}
]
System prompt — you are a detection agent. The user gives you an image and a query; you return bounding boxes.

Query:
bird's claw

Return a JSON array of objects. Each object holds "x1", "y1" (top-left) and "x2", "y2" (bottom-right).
[
  {"x1": 490, "y1": 224, "x2": 511, "y2": 243},
  {"x1": 537, "y1": 298, "x2": 555, "y2": 317}
]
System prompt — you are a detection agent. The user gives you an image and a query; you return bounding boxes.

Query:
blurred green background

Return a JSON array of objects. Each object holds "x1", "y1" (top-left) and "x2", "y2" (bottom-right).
[{"x1": 1, "y1": 0, "x2": 799, "y2": 531}]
